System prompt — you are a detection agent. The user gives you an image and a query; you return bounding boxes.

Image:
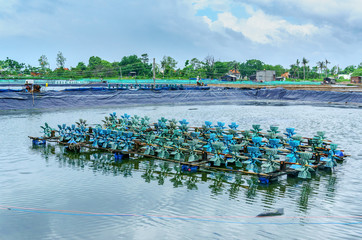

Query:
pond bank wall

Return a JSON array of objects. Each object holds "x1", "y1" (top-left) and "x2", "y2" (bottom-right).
[{"x1": 1, "y1": 88, "x2": 361, "y2": 110}]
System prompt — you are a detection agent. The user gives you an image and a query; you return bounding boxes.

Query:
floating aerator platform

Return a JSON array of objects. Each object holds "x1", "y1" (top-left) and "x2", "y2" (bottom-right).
[{"x1": 29, "y1": 112, "x2": 347, "y2": 183}]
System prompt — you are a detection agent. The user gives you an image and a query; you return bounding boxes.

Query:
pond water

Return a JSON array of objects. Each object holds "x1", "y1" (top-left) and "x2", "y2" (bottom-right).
[{"x1": 0, "y1": 104, "x2": 361, "y2": 239}]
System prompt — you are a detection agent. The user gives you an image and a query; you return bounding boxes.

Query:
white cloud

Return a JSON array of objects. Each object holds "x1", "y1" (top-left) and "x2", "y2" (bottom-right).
[
  {"x1": 240, "y1": 0, "x2": 362, "y2": 27},
  {"x1": 0, "y1": 0, "x2": 361, "y2": 69},
  {"x1": 204, "y1": 9, "x2": 318, "y2": 44},
  {"x1": 288, "y1": 0, "x2": 362, "y2": 16},
  {"x1": 190, "y1": 0, "x2": 231, "y2": 11},
  {"x1": 296, "y1": 0, "x2": 362, "y2": 27}
]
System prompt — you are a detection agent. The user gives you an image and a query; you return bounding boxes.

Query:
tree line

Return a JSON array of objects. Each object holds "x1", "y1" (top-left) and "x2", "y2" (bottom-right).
[{"x1": 0, "y1": 52, "x2": 361, "y2": 80}]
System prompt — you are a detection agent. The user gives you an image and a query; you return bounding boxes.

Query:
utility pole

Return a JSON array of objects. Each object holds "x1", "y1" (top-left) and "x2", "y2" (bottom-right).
[
  {"x1": 120, "y1": 67, "x2": 122, "y2": 80},
  {"x1": 153, "y1": 58, "x2": 156, "y2": 86}
]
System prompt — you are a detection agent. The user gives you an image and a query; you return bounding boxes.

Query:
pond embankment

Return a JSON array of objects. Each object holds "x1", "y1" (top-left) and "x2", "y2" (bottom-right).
[{"x1": 1, "y1": 87, "x2": 361, "y2": 110}]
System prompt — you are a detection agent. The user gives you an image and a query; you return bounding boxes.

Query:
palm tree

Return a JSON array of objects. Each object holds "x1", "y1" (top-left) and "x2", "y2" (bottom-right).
[
  {"x1": 290, "y1": 64, "x2": 296, "y2": 78},
  {"x1": 324, "y1": 59, "x2": 330, "y2": 76},
  {"x1": 330, "y1": 66, "x2": 337, "y2": 76},
  {"x1": 296, "y1": 59, "x2": 300, "y2": 79},
  {"x1": 317, "y1": 61, "x2": 325, "y2": 79},
  {"x1": 302, "y1": 57, "x2": 309, "y2": 80}
]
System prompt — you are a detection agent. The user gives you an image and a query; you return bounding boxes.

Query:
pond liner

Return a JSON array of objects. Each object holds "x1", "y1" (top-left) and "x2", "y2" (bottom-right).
[
  {"x1": 1, "y1": 88, "x2": 361, "y2": 110},
  {"x1": 63, "y1": 87, "x2": 106, "y2": 91},
  {"x1": 0, "y1": 89, "x2": 23, "y2": 92}
]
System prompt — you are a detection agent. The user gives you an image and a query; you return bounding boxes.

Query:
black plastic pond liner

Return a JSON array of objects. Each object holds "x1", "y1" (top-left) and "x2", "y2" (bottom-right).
[{"x1": 0, "y1": 88, "x2": 361, "y2": 110}]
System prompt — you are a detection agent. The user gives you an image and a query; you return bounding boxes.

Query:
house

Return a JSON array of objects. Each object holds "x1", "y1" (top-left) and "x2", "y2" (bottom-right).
[
  {"x1": 228, "y1": 69, "x2": 241, "y2": 79},
  {"x1": 256, "y1": 70, "x2": 276, "y2": 82},
  {"x1": 281, "y1": 72, "x2": 291, "y2": 79},
  {"x1": 351, "y1": 76, "x2": 362, "y2": 83},
  {"x1": 30, "y1": 72, "x2": 41, "y2": 76},
  {"x1": 129, "y1": 71, "x2": 137, "y2": 77},
  {"x1": 338, "y1": 73, "x2": 352, "y2": 80},
  {"x1": 55, "y1": 68, "x2": 70, "y2": 71},
  {"x1": 249, "y1": 74, "x2": 256, "y2": 81},
  {"x1": 221, "y1": 74, "x2": 237, "y2": 81}
]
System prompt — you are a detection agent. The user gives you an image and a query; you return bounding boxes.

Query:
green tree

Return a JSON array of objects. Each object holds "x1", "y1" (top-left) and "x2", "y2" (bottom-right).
[
  {"x1": 120, "y1": 55, "x2": 151, "y2": 77},
  {"x1": 296, "y1": 59, "x2": 300, "y2": 79},
  {"x1": 141, "y1": 53, "x2": 149, "y2": 64},
  {"x1": 69, "y1": 62, "x2": 87, "y2": 78},
  {"x1": 0, "y1": 57, "x2": 25, "y2": 75},
  {"x1": 203, "y1": 55, "x2": 215, "y2": 79},
  {"x1": 342, "y1": 65, "x2": 356, "y2": 74},
  {"x1": 324, "y1": 59, "x2": 330, "y2": 76},
  {"x1": 76, "y1": 62, "x2": 87, "y2": 71},
  {"x1": 290, "y1": 64, "x2": 297, "y2": 78},
  {"x1": 317, "y1": 61, "x2": 325, "y2": 78},
  {"x1": 86, "y1": 56, "x2": 118, "y2": 78},
  {"x1": 56, "y1": 51, "x2": 66, "y2": 69},
  {"x1": 38, "y1": 55, "x2": 49, "y2": 71},
  {"x1": 351, "y1": 68, "x2": 362, "y2": 77},
  {"x1": 190, "y1": 58, "x2": 202, "y2": 70},
  {"x1": 263, "y1": 64, "x2": 285, "y2": 77},
  {"x1": 214, "y1": 61, "x2": 229, "y2": 78},
  {"x1": 302, "y1": 57, "x2": 309, "y2": 80},
  {"x1": 239, "y1": 59, "x2": 264, "y2": 77},
  {"x1": 87, "y1": 56, "x2": 103, "y2": 77},
  {"x1": 88, "y1": 56, "x2": 102, "y2": 69},
  {"x1": 330, "y1": 65, "x2": 337, "y2": 76},
  {"x1": 160, "y1": 56, "x2": 177, "y2": 77}
]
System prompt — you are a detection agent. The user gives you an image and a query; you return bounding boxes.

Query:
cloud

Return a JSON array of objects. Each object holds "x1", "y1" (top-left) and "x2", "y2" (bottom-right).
[
  {"x1": 192, "y1": 0, "x2": 362, "y2": 67},
  {"x1": 0, "y1": 0, "x2": 361, "y2": 69},
  {"x1": 204, "y1": 9, "x2": 318, "y2": 44},
  {"x1": 191, "y1": 0, "x2": 231, "y2": 11},
  {"x1": 0, "y1": 0, "x2": 229, "y2": 67},
  {"x1": 238, "y1": 0, "x2": 362, "y2": 30}
]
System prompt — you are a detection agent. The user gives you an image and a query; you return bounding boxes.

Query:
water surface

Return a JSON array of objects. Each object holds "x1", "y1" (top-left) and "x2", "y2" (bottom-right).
[{"x1": 0, "y1": 104, "x2": 361, "y2": 239}]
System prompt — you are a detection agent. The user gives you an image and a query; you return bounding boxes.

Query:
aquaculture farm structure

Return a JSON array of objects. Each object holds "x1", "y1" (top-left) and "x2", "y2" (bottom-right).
[{"x1": 30, "y1": 113, "x2": 347, "y2": 184}]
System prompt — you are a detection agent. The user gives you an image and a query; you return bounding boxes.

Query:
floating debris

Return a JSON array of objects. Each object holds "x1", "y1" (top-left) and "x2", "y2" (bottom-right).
[{"x1": 256, "y1": 208, "x2": 284, "y2": 217}]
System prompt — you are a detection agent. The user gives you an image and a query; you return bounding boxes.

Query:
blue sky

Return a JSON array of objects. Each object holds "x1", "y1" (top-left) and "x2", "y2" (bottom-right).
[{"x1": 0, "y1": 0, "x2": 361, "y2": 69}]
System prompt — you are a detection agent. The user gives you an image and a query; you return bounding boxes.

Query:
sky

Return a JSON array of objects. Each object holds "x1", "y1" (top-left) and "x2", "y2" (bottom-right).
[{"x1": 0, "y1": 0, "x2": 361, "y2": 69}]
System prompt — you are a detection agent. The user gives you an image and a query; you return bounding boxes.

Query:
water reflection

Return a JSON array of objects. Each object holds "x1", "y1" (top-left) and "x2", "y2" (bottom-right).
[
  {"x1": 298, "y1": 182, "x2": 312, "y2": 212},
  {"x1": 209, "y1": 172, "x2": 225, "y2": 195},
  {"x1": 227, "y1": 175, "x2": 244, "y2": 199},
  {"x1": 156, "y1": 162, "x2": 172, "y2": 186},
  {"x1": 30, "y1": 144, "x2": 338, "y2": 210}
]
